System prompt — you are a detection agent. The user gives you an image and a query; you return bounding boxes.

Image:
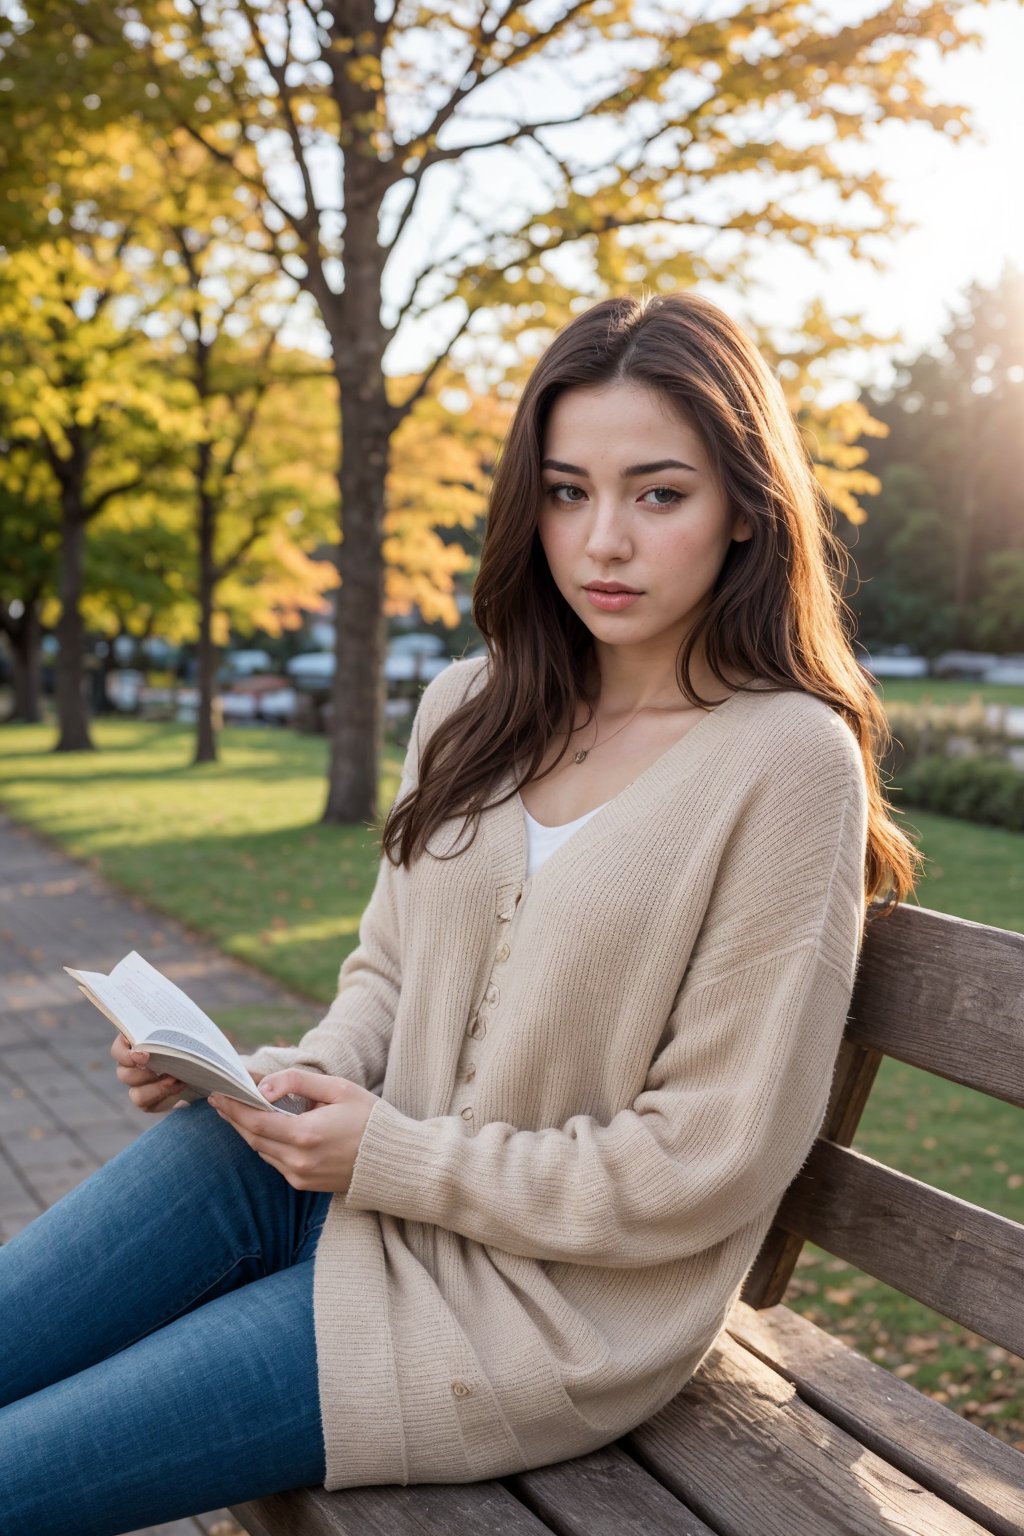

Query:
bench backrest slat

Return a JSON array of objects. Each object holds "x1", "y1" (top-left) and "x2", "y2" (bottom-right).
[
  {"x1": 847, "y1": 905, "x2": 1024, "y2": 1105},
  {"x1": 775, "y1": 1139, "x2": 1024, "y2": 1357},
  {"x1": 743, "y1": 902, "x2": 1024, "y2": 1318}
]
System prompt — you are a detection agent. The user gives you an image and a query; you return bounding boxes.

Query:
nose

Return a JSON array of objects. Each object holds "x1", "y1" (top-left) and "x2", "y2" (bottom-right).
[{"x1": 583, "y1": 498, "x2": 633, "y2": 564}]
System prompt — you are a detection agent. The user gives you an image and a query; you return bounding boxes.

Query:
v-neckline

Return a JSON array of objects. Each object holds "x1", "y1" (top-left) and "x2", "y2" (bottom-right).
[
  {"x1": 488, "y1": 679, "x2": 772, "y2": 897},
  {"x1": 517, "y1": 791, "x2": 612, "y2": 831}
]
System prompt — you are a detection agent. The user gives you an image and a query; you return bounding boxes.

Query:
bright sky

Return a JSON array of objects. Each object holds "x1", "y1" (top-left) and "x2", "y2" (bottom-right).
[
  {"x1": 743, "y1": 0, "x2": 1024, "y2": 392},
  {"x1": 279, "y1": 0, "x2": 1023, "y2": 398}
]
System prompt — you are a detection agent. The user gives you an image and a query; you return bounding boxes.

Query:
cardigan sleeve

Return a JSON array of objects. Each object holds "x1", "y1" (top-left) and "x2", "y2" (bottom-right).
[
  {"x1": 239, "y1": 662, "x2": 470, "y2": 1092},
  {"x1": 342, "y1": 738, "x2": 870, "y2": 1267}
]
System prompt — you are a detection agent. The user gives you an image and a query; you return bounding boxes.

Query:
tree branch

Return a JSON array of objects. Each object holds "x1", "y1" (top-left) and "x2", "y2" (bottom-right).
[
  {"x1": 84, "y1": 474, "x2": 147, "y2": 521},
  {"x1": 217, "y1": 331, "x2": 280, "y2": 494},
  {"x1": 393, "y1": 0, "x2": 597, "y2": 167},
  {"x1": 236, "y1": 0, "x2": 324, "y2": 242},
  {"x1": 215, "y1": 503, "x2": 278, "y2": 580},
  {"x1": 390, "y1": 305, "x2": 477, "y2": 422},
  {"x1": 384, "y1": 105, "x2": 591, "y2": 260}
]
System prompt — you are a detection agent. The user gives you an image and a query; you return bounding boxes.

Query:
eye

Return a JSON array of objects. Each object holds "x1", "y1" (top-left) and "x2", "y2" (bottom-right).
[
  {"x1": 544, "y1": 482, "x2": 587, "y2": 504},
  {"x1": 642, "y1": 486, "x2": 685, "y2": 507}
]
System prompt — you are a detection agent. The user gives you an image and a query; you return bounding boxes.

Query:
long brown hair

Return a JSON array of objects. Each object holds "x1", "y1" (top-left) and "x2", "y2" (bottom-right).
[{"x1": 383, "y1": 290, "x2": 921, "y2": 916}]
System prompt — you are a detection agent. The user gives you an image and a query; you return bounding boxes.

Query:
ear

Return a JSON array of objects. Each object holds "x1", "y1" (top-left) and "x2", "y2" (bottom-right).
[{"x1": 730, "y1": 511, "x2": 753, "y2": 543}]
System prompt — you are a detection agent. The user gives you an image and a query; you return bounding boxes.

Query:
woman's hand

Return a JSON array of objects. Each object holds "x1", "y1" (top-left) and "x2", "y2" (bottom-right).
[
  {"x1": 208, "y1": 1069, "x2": 377, "y2": 1194},
  {"x1": 111, "y1": 1032, "x2": 263, "y2": 1113},
  {"x1": 110, "y1": 1031, "x2": 191, "y2": 1113}
]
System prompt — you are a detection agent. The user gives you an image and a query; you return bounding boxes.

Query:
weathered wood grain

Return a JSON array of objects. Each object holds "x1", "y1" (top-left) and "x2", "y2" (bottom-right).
[
  {"x1": 505, "y1": 1441, "x2": 717, "y2": 1535},
  {"x1": 847, "y1": 904, "x2": 1024, "y2": 1104},
  {"x1": 727, "y1": 1300, "x2": 1024, "y2": 1536},
  {"x1": 232, "y1": 1476, "x2": 554, "y2": 1536},
  {"x1": 775, "y1": 1138, "x2": 1024, "y2": 1356},
  {"x1": 627, "y1": 1332, "x2": 994, "y2": 1536}
]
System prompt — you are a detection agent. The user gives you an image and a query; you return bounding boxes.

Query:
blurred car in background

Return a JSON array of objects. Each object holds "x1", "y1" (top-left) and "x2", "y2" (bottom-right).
[{"x1": 859, "y1": 646, "x2": 929, "y2": 680}]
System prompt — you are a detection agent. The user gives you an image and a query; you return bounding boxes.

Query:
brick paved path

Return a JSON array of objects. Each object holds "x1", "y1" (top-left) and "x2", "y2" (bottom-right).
[{"x1": 0, "y1": 811, "x2": 324, "y2": 1536}]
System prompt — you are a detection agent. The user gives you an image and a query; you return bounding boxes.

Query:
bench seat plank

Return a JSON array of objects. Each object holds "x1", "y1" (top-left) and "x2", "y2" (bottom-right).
[
  {"x1": 727, "y1": 1300, "x2": 1024, "y2": 1536},
  {"x1": 231, "y1": 1475, "x2": 557, "y2": 1536},
  {"x1": 504, "y1": 1441, "x2": 718, "y2": 1535},
  {"x1": 625, "y1": 1330, "x2": 994, "y2": 1536},
  {"x1": 234, "y1": 1437, "x2": 721, "y2": 1536}
]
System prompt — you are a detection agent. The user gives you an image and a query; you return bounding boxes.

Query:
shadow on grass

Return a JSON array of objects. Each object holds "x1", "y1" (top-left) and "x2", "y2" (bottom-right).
[
  {"x1": 0, "y1": 720, "x2": 414, "y2": 794},
  {"x1": 74, "y1": 819, "x2": 385, "y2": 1003}
]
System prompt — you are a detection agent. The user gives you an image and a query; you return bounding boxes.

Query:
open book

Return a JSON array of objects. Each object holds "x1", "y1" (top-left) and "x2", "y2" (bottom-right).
[{"x1": 64, "y1": 951, "x2": 309, "y2": 1115}]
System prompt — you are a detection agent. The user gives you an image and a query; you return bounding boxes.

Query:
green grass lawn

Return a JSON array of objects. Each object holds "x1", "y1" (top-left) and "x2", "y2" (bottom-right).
[
  {"x1": 0, "y1": 718, "x2": 404, "y2": 1002},
  {"x1": 1, "y1": 711, "x2": 1022, "y2": 1445},
  {"x1": 873, "y1": 677, "x2": 1024, "y2": 708}
]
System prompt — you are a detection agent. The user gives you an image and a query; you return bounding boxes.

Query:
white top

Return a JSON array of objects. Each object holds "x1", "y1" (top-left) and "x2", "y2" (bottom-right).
[{"x1": 519, "y1": 792, "x2": 611, "y2": 877}]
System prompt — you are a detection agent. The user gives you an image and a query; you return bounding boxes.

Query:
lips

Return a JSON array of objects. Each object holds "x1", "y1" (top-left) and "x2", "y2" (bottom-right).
[
  {"x1": 583, "y1": 587, "x2": 643, "y2": 612},
  {"x1": 584, "y1": 583, "x2": 642, "y2": 594}
]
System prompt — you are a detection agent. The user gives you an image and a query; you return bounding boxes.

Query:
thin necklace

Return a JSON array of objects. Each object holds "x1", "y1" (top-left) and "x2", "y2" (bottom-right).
[{"x1": 572, "y1": 704, "x2": 660, "y2": 765}]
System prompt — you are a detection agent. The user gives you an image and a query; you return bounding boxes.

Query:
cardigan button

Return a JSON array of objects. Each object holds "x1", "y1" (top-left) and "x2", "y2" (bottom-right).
[
  {"x1": 460, "y1": 1105, "x2": 474, "y2": 1121},
  {"x1": 468, "y1": 1017, "x2": 486, "y2": 1039},
  {"x1": 461, "y1": 1064, "x2": 476, "y2": 1082},
  {"x1": 451, "y1": 1379, "x2": 473, "y2": 1397},
  {"x1": 495, "y1": 943, "x2": 510, "y2": 962},
  {"x1": 485, "y1": 983, "x2": 499, "y2": 1006}
]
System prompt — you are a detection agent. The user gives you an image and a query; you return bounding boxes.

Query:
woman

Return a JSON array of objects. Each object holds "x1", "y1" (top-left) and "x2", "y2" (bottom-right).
[{"x1": 0, "y1": 291, "x2": 919, "y2": 1534}]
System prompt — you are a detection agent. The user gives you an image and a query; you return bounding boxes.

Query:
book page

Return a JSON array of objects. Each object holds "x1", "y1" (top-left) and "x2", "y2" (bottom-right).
[
  {"x1": 96, "y1": 951, "x2": 251, "y2": 1087},
  {"x1": 139, "y1": 1028, "x2": 244, "y2": 1072},
  {"x1": 115, "y1": 952, "x2": 239, "y2": 1046},
  {"x1": 64, "y1": 958, "x2": 304, "y2": 1113}
]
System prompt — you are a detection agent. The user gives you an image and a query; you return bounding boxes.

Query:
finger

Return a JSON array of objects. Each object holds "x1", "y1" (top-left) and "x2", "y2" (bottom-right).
[
  {"x1": 260, "y1": 1068, "x2": 337, "y2": 1103},
  {"x1": 130, "y1": 1076, "x2": 185, "y2": 1111},
  {"x1": 210, "y1": 1105, "x2": 286, "y2": 1162},
  {"x1": 129, "y1": 1084, "x2": 167, "y2": 1112},
  {"x1": 117, "y1": 1064, "x2": 163, "y2": 1087},
  {"x1": 115, "y1": 1048, "x2": 158, "y2": 1078},
  {"x1": 111, "y1": 1041, "x2": 142, "y2": 1070},
  {"x1": 210, "y1": 1096, "x2": 304, "y2": 1144}
]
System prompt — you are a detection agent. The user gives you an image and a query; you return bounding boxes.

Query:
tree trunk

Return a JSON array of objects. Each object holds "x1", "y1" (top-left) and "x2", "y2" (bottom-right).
[
  {"x1": 320, "y1": 126, "x2": 393, "y2": 824},
  {"x1": 5, "y1": 599, "x2": 43, "y2": 723},
  {"x1": 194, "y1": 452, "x2": 218, "y2": 765},
  {"x1": 321, "y1": 386, "x2": 391, "y2": 824},
  {"x1": 54, "y1": 478, "x2": 94, "y2": 752}
]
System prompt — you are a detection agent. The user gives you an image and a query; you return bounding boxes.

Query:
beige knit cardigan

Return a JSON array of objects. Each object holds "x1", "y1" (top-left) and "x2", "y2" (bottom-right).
[{"x1": 241, "y1": 655, "x2": 870, "y2": 1491}]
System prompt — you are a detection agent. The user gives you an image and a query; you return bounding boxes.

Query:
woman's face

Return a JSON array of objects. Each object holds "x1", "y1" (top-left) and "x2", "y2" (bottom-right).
[{"x1": 537, "y1": 380, "x2": 752, "y2": 666}]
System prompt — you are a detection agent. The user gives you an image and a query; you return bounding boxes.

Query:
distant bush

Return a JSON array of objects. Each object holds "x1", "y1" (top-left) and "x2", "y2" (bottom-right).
[
  {"x1": 881, "y1": 696, "x2": 1010, "y2": 778},
  {"x1": 894, "y1": 755, "x2": 1024, "y2": 831}
]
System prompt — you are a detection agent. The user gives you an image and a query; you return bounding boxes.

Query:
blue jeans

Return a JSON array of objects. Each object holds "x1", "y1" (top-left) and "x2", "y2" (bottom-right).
[{"x1": 0, "y1": 1098, "x2": 333, "y2": 1536}]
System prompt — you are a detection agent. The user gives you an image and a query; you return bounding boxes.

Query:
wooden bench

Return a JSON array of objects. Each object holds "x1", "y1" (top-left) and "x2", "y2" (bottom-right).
[{"x1": 232, "y1": 902, "x2": 1024, "y2": 1536}]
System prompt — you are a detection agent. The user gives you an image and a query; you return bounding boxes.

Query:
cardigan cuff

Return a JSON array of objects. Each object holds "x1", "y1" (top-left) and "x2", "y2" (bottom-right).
[{"x1": 344, "y1": 1095, "x2": 458, "y2": 1221}]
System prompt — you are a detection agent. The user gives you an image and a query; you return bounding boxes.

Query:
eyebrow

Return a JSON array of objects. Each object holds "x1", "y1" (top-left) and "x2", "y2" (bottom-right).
[{"x1": 541, "y1": 458, "x2": 698, "y2": 477}]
